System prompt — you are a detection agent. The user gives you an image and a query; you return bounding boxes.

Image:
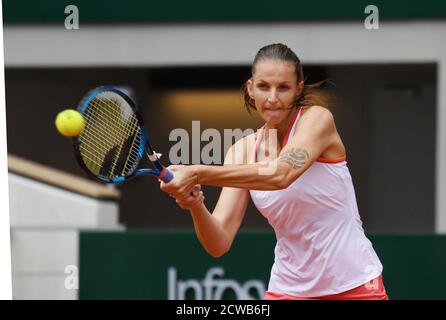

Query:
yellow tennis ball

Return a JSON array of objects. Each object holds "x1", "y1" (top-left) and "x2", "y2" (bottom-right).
[{"x1": 55, "y1": 109, "x2": 85, "y2": 137}]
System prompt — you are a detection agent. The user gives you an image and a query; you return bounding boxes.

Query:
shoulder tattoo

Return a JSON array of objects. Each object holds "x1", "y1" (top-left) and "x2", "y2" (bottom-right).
[{"x1": 279, "y1": 148, "x2": 309, "y2": 170}]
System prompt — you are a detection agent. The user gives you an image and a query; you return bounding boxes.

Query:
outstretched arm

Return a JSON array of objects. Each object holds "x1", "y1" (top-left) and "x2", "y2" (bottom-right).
[
  {"x1": 185, "y1": 187, "x2": 249, "y2": 258},
  {"x1": 163, "y1": 137, "x2": 251, "y2": 258},
  {"x1": 162, "y1": 106, "x2": 336, "y2": 195},
  {"x1": 196, "y1": 106, "x2": 335, "y2": 189}
]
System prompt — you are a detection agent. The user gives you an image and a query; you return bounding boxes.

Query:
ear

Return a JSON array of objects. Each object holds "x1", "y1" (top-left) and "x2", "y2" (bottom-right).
[
  {"x1": 246, "y1": 78, "x2": 254, "y2": 99},
  {"x1": 296, "y1": 80, "x2": 304, "y2": 97}
]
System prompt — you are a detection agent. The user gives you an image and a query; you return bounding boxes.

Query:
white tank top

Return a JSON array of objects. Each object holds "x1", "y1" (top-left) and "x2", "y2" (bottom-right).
[{"x1": 249, "y1": 107, "x2": 383, "y2": 297}]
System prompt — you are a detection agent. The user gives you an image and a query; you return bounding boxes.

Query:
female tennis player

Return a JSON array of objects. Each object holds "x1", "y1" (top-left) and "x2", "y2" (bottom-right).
[{"x1": 160, "y1": 43, "x2": 389, "y2": 300}]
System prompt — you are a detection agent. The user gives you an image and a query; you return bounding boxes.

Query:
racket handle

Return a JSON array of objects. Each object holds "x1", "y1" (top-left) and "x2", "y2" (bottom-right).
[{"x1": 160, "y1": 168, "x2": 174, "y2": 183}]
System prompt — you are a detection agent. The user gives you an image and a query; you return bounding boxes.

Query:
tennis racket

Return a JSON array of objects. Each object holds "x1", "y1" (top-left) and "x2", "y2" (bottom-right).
[{"x1": 73, "y1": 86, "x2": 174, "y2": 184}]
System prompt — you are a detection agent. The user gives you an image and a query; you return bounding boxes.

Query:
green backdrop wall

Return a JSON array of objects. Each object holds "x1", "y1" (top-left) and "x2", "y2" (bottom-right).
[
  {"x1": 79, "y1": 231, "x2": 446, "y2": 300},
  {"x1": 3, "y1": 0, "x2": 446, "y2": 23}
]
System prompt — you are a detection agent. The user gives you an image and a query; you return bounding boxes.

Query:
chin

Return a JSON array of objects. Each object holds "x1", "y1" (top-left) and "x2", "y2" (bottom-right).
[
  {"x1": 262, "y1": 115, "x2": 285, "y2": 126},
  {"x1": 258, "y1": 107, "x2": 292, "y2": 125}
]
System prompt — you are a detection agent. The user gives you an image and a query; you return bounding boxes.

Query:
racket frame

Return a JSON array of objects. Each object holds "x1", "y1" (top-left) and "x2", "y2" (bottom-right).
[{"x1": 73, "y1": 86, "x2": 172, "y2": 183}]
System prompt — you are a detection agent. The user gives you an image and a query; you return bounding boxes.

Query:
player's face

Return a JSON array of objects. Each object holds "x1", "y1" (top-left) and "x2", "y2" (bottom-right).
[{"x1": 247, "y1": 59, "x2": 303, "y2": 126}]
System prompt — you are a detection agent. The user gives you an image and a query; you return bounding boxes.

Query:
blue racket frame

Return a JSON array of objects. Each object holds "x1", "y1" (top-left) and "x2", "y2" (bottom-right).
[{"x1": 73, "y1": 86, "x2": 173, "y2": 184}]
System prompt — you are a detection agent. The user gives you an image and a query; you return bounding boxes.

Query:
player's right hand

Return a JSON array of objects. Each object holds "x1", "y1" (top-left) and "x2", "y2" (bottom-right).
[{"x1": 165, "y1": 183, "x2": 204, "y2": 210}]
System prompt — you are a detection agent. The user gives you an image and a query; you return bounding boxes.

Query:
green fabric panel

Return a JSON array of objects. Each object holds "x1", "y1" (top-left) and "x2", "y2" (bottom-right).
[
  {"x1": 4, "y1": 0, "x2": 446, "y2": 24},
  {"x1": 79, "y1": 231, "x2": 446, "y2": 299}
]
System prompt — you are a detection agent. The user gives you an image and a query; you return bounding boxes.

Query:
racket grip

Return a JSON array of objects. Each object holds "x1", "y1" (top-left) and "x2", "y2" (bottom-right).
[{"x1": 160, "y1": 168, "x2": 174, "y2": 183}]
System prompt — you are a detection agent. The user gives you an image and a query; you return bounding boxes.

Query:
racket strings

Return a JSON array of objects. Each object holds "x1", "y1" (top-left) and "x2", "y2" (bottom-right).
[
  {"x1": 102, "y1": 96, "x2": 142, "y2": 173},
  {"x1": 103, "y1": 97, "x2": 142, "y2": 176},
  {"x1": 79, "y1": 103, "x2": 130, "y2": 168},
  {"x1": 91, "y1": 97, "x2": 139, "y2": 176},
  {"x1": 88, "y1": 98, "x2": 136, "y2": 141},
  {"x1": 81, "y1": 104, "x2": 139, "y2": 178},
  {"x1": 89, "y1": 97, "x2": 140, "y2": 175},
  {"x1": 79, "y1": 106, "x2": 127, "y2": 155},
  {"x1": 78, "y1": 93, "x2": 142, "y2": 180}
]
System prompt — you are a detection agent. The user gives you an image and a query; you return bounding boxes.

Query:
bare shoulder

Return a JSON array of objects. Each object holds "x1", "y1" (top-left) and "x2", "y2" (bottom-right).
[
  {"x1": 298, "y1": 106, "x2": 344, "y2": 156},
  {"x1": 299, "y1": 105, "x2": 336, "y2": 133},
  {"x1": 302, "y1": 105, "x2": 334, "y2": 122},
  {"x1": 224, "y1": 132, "x2": 256, "y2": 165}
]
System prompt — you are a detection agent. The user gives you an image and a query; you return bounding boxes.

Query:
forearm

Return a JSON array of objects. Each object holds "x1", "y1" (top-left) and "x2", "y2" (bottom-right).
[
  {"x1": 193, "y1": 161, "x2": 291, "y2": 190},
  {"x1": 188, "y1": 202, "x2": 231, "y2": 258}
]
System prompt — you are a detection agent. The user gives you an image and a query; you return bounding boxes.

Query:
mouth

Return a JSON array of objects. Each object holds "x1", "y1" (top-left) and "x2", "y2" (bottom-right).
[{"x1": 264, "y1": 108, "x2": 284, "y2": 112}]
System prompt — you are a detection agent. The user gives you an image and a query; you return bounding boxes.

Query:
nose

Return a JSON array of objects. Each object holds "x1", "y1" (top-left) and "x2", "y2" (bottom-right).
[{"x1": 267, "y1": 89, "x2": 278, "y2": 103}]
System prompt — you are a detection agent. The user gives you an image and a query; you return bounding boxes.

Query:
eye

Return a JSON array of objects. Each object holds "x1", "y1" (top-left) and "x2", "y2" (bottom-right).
[
  {"x1": 257, "y1": 84, "x2": 268, "y2": 90},
  {"x1": 278, "y1": 86, "x2": 289, "y2": 91}
]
